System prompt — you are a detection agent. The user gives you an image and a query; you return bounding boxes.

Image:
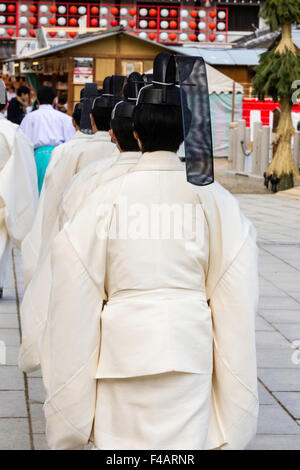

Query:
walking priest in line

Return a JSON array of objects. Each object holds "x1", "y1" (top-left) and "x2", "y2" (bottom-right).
[
  {"x1": 0, "y1": 80, "x2": 38, "y2": 299},
  {"x1": 21, "y1": 100, "x2": 94, "y2": 288},
  {"x1": 20, "y1": 86, "x2": 75, "y2": 194}
]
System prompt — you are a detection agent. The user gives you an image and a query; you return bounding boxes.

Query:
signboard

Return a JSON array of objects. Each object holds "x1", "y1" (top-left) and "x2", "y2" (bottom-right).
[
  {"x1": 73, "y1": 57, "x2": 93, "y2": 84},
  {"x1": 2, "y1": 62, "x2": 14, "y2": 75},
  {"x1": 20, "y1": 61, "x2": 45, "y2": 73},
  {"x1": 16, "y1": 39, "x2": 62, "y2": 56}
]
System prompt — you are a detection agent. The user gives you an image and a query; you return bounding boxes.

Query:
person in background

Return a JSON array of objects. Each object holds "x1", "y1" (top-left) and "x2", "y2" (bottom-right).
[
  {"x1": 7, "y1": 85, "x2": 30, "y2": 125},
  {"x1": 7, "y1": 84, "x2": 16, "y2": 102},
  {"x1": 56, "y1": 95, "x2": 68, "y2": 114},
  {"x1": 20, "y1": 86, "x2": 75, "y2": 194}
]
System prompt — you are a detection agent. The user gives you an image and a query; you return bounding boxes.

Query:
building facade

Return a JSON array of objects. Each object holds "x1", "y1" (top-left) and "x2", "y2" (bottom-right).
[{"x1": 0, "y1": 0, "x2": 263, "y2": 59}]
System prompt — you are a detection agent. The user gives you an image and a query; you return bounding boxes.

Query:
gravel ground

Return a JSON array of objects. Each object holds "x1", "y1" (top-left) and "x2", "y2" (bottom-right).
[{"x1": 214, "y1": 158, "x2": 300, "y2": 194}]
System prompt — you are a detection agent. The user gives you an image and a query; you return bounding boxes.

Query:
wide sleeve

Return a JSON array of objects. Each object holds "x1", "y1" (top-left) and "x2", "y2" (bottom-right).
[
  {"x1": 199, "y1": 183, "x2": 259, "y2": 450},
  {"x1": 0, "y1": 128, "x2": 38, "y2": 248},
  {"x1": 41, "y1": 188, "x2": 112, "y2": 450}
]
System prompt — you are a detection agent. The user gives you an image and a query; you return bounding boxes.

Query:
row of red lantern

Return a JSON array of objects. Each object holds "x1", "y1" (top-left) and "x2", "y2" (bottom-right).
[{"x1": 0, "y1": 27, "x2": 78, "y2": 38}]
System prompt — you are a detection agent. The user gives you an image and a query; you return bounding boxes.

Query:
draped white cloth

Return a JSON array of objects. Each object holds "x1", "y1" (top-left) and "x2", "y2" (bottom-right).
[
  {"x1": 0, "y1": 118, "x2": 38, "y2": 286},
  {"x1": 19, "y1": 150, "x2": 139, "y2": 373},
  {"x1": 37, "y1": 151, "x2": 258, "y2": 450}
]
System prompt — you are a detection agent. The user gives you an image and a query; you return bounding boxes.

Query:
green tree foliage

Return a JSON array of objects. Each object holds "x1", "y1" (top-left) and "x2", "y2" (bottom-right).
[
  {"x1": 254, "y1": 49, "x2": 300, "y2": 104},
  {"x1": 260, "y1": 0, "x2": 300, "y2": 32}
]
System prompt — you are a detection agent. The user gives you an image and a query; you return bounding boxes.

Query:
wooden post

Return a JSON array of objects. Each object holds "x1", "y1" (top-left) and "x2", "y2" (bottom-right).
[
  {"x1": 231, "y1": 81, "x2": 236, "y2": 122},
  {"x1": 261, "y1": 126, "x2": 271, "y2": 175},
  {"x1": 67, "y1": 57, "x2": 74, "y2": 116},
  {"x1": 294, "y1": 131, "x2": 300, "y2": 171},
  {"x1": 252, "y1": 121, "x2": 262, "y2": 175},
  {"x1": 236, "y1": 119, "x2": 246, "y2": 172},
  {"x1": 228, "y1": 122, "x2": 237, "y2": 170}
]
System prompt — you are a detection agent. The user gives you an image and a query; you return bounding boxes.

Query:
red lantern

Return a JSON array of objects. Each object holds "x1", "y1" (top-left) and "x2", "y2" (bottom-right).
[
  {"x1": 170, "y1": 9, "x2": 177, "y2": 18},
  {"x1": 50, "y1": 6, "x2": 57, "y2": 14},
  {"x1": 148, "y1": 32, "x2": 156, "y2": 40},
  {"x1": 91, "y1": 18, "x2": 98, "y2": 27},
  {"x1": 169, "y1": 33, "x2": 176, "y2": 41},
  {"x1": 190, "y1": 10, "x2": 198, "y2": 18},
  {"x1": 209, "y1": 33, "x2": 216, "y2": 41},
  {"x1": 7, "y1": 16, "x2": 15, "y2": 24},
  {"x1": 189, "y1": 21, "x2": 197, "y2": 29},
  {"x1": 149, "y1": 20, "x2": 156, "y2": 28},
  {"x1": 111, "y1": 7, "x2": 119, "y2": 16},
  {"x1": 29, "y1": 5, "x2": 37, "y2": 13},
  {"x1": 129, "y1": 8, "x2": 136, "y2": 16},
  {"x1": 169, "y1": 21, "x2": 177, "y2": 29},
  {"x1": 69, "y1": 6, "x2": 77, "y2": 14},
  {"x1": 49, "y1": 18, "x2": 57, "y2": 25},
  {"x1": 129, "y1": 20, "x2": 135, "y2": 27},
  {"x1": 7, "y1": 28, "x2": 14, "y2": 36},
  {"x1": 209, "y1": 22, "x2": 216, "y2": 30},
  {"x1": 69, "y1": 31, "x2": 77, "y2": 38},
  {"x1": 7, "y1": 5, "x2": 15, "y2": 13},
  {"x1": 149, "y1": 8, "x2": 157, "y2": 17},
  {"x1": 29, "y1": 17, "x2": 37, "y2": 25},
  {"x1": 49, "y1": 31, "x2": 56, "y2": 37},
  {"x1": 209, "y1": 11, "x2": 217, "y2": 18},
  {"x1": 69, "y1": 18, "x2": 77, "y2": 26},
  {"x1": 91, "y1": 6, "x2": 99, "y2": 15},
  {"x1": 29, "y1": 29, "x2": 35, "y2": 37},
  {"x1": 110, "y1": 19, "x2": 118, "y2": 27},
  {"x1": 189, "y1": 33, "x2": 197, "y2": 41}
]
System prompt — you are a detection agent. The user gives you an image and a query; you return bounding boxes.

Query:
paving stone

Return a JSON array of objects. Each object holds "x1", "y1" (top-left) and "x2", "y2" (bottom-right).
[
  {"x1": 273, "y1": 393, "x2": 300, "y2": 420},
  {"x1": 246, "y1": 434, "x2": 300, "y2": 450},
  {"x1": 0, "y1": 418, "x2": 30, "y2": 450},
  {"x1": 256, "y1": 331, "x2": 292, "y2": 349},
  {"x1": 259, "y1": 309, "x2": 300, "y2": 324},
  {"x1": 5, "y1": 346, "x2": 19, "y2": 366},
  {"x1": 33, "y1": 434, "x2": 49, "y2": 450},
  {"x1": 258, "y1": 382, "x2": 276, "y2": 405},
  {"x1": 0, "y1": 314, "x2": 18, "y2": 329},
  {"x1": 258, "y1": 296, "x2": 300, "y2": 310},
  {"x1": 27, "y1": 369, "x2": 42, "y2": 379},
  {"x1": 256, "y1": 349, "x2": 300, "y2": 369},
  {"x1": 256, "y1": 316, "x2": 274, "y2": 331},
  {"x1": 258, "y1": 368, "x2": 300, "y2": 392},
  {"x1": 0, "y1": 300, "x2": 17, "y2": 314},
  {"x1": 30, "y1": 403, "x2": 46, "y2": 434},
  {"x1": 28, "y1": 377, "x2": 46, "y2": 404},
  {"x1": 257, "y1": 404, "x2": 300, "y2": 434},
  {"x1": 272, "y1": 324, "x2": 300, "y2": 342},
  {"x1": 0, "y1": 366, "x2": 24, "y2": 390},
  {"x1": 0, "y1": 391, "x2": 27, "y2": 417},
  {"x1": 0, "y1": 329, "x2": 20, "y2": 346}
]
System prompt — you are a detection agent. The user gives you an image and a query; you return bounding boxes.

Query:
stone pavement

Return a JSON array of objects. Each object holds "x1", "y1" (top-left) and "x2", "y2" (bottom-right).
[{"x1": 0, "y1": 193, "x2": 299, "y2": 450}]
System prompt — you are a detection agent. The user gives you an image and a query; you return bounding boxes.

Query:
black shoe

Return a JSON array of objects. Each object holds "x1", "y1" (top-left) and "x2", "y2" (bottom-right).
[{"x1": 0, "y1": 287, "x2": 3, "y2": 299}]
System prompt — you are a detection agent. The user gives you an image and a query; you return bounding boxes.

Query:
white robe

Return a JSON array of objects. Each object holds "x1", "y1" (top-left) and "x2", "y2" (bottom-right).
[
  {"x1": 19, "y1": 151, "x2": 139, "y2": 373},
  {"x1": 0, "y1": 118, "x2": 38, "y2": 286},
  {"x1": 39, "y1": 151, "x2": 259, "y2": 450},
  {"x1": 21, "y1": 131, "x2": 94, "y2": 288}
]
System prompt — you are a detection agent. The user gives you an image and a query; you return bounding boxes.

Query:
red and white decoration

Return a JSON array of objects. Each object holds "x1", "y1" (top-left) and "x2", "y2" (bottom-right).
[{"x1": 0, "y1": 2, "x2": 228, "y2": 44}]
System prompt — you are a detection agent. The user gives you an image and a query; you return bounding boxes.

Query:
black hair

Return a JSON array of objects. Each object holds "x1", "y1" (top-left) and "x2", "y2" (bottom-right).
[
  {"x1": 17, "y1": 85, "x2": 30, "y2": 97},
  {"x1": 72, "y1": 104, "x2": 81, "y2": 127},
  {"x1": 110, "y1": 117, "x2": 139, "y2": 152},
  {"x1": 133, "y1": 104, "x2": 184, "y2": 153},
  {"x1": 91, "y1": 106, "x2": 112, "y2": 131},
  {"x1": 37, "y1": 86, "x2": 56, "y2": 105}
]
